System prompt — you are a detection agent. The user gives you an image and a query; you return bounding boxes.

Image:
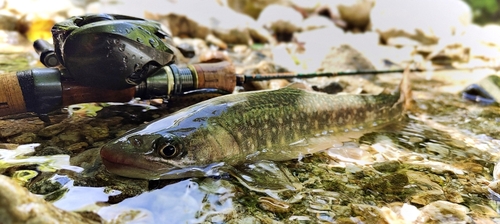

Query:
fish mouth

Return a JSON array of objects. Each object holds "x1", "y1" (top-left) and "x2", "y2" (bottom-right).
[
  {"x1": 101, "y1": 156, "x2": 160, "y2": 180},
  {"x1": 100, "y1": 146, "x2": 163, "y2": 180}
]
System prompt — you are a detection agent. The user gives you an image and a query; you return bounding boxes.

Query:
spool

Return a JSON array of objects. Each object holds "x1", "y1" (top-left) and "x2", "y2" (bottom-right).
[{"x1": 0, "y1": 72, "x2": 27, "y2": 117}]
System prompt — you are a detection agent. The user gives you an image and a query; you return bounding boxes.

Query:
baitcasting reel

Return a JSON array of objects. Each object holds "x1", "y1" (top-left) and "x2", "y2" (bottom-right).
[
  {"x1": 0, "y1": 14, "x2": 235, "y2": 117},
  {"x1": 47, "y1": 13, "x2": 176, "y2": 90}
]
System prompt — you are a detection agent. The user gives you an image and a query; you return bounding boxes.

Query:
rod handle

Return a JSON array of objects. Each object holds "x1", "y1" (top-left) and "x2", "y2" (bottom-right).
[
  {"x1": 189, "y1": 61, "x2": 236, "y2": 93},
  {"x1": 0, "y1": 72, "x2": 28, "y2": 116}
]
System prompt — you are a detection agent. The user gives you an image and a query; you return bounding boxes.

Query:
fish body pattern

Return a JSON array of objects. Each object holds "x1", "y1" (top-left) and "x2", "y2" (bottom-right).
[{"x1": 101, "y1": 73, "x2": 411, "y2": 180}]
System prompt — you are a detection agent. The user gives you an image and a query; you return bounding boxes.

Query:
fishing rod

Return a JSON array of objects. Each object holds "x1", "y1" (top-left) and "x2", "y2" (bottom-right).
[
  {"x1": 0, "y1": 13, "x2": 495, "y2": 118},
  {"x1": 237, "y1": 65, "x2": 500, "y2": 83}
]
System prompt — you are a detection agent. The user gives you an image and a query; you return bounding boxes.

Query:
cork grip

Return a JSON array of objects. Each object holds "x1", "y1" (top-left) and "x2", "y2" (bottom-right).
[
  {"x1": 0, "y1": 72, "x2": 27, "y2": 116},
  {"x1": 190, "y1": 61, "x2": 236, "y2": 93}
]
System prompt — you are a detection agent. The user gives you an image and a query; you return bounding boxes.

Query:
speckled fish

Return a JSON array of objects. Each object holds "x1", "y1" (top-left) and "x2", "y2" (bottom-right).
[{"x1": 100, "y1": 71, "x2": 411, "y2": 180}]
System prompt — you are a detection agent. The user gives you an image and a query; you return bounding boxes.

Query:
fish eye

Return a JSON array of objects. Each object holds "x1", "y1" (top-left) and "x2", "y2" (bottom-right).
[
  {"x1": 155, "y1": 136, "x2": 182, "y2": 159},
  {"x1": 159, "y1": 144, "x2": 177, "y2": 159}
]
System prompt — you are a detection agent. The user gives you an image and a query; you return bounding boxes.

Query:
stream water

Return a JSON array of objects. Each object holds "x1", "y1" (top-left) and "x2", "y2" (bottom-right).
[{"x1": 1, "y1": 51, "x2": 499, "y2": 223}]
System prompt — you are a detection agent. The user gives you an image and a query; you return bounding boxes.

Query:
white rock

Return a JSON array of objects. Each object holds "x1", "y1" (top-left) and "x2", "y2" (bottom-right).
[
  {"x1": 257, "y1": 4, "x2": 303, "y2": 41},
  {"x1": 88, "y1": 0, "x2": 272, "y2": 45},
  {"x1": 301, "y1": 15, "x2": 336, "y2": 31},
  {"x1": 287, "y1": 27, "x2": 345, "y2": 72},
  {"x1": 336, "y1": 0, "x2": 374, "y2": 30},
  {"x1": 224, "y1": 0, "x2": 286, "y2": 19},
  {"x1": 371, "y1": 0, "x2": 472, "y2": 45},
  {"x1": 400, "y1": 203, "x2": 421, "y2": 223},
  {"x1": 416, "y1": 200, "x2": 471, "y2": 223}
]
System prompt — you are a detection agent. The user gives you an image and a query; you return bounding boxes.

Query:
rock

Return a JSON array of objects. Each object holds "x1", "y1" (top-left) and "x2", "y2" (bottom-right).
[
  {"x1": 364, "y1": 172, "x2": 409, "y2": 194},
  {"x1": 144, "y1": 0, "x2": 273, "y2": 45},
  {"x1": 66, "y1": 142, "x2": 89, "y2": 152},
  {"x1": 443, "y1": 186, "x2": 464, "y2": 204},
  {"x1": 336, "y1": 0, "x2": 374, "y2": 31},
  {"x1": 372, "y1": 160, "x2": 401, "y2": 173},
  {"x1": 410, "y1": 189, "x2": 446, "y2": 206},
  {"x1": 0, "y1": 175, "x2": 100, "y2": 224},
  {"x1": 257, "y1": 5, "x2": 302, "y2": 42},
  {"x1": 226, "y1": 0, "x2": 287, "y2": 19},
  {"x1": 406, "y1": 170, "x2": 442, "y2": 191},
  {"x1": 58, "y1": 131, "x2": 82, "y2": 146},
  {"x1": 416, "y1": 200, "x2": 472, "y2": 223},
  {"x1": 0, "y1": 11, "x2": 19, "y2": 31},
  {"x1": 35, "y1": 146, "x2": 70, "y2": 156},
  {"x1": 81, "y1": 124, "x2": 109, "y2": 142},
  {"x1": 351, "y1": 204, "x2": 383, "y2": 221},
  {"x1": 7, "y1": 132, "x2": 37, "y2": 144},
  {"x1": 371, "y1": 0, "x2": 472, "y2": 45},
  {"x1": 0, "y1": 118, "x2": 44, "y2": 138},
  {"x1": 469, "y1": 204, "x2": 499, "y2": 218},
  {"x1": 38, "y1": 122, "x2": 67, "y2": 137},
  {"x1": 477, "y1": 75, "x2": 500, "y2": 103}
]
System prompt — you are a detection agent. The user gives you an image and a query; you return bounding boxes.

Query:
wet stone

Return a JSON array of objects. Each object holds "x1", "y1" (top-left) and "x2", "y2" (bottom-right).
[
  {"x1": 364, "y1": 172, "x2": 409, "y2": 195},
  {"x1": 469, "y1": 204, "x2": 500, "y2": 218},
  {"x1": 57, "y1": 131, "x2": 82, "y2": 146},
  {"x1": 0, "y1": 127, "x2": 21, "y2": 139},
  {"x1": 350, "y1": 204, "x2": 382, "y2": 222},
  {"x1": 94, "y1": 116, "x2": 123, "y2": 127},
  {"x1": 410, "y1": 189, "x2": 446, "y2": 206},
  {"x1": 27, "y1": 174, "x2": 67, "y2": 195},
  {"x1": 38, "y1": 122, "x2": 67, "y2": 137},
  {"x1": 443, "y1": 185, "x2": 464, "y2": 203},
  {"x1": 372, "y1": 160, "x2": 401, "y2": 173},
  {"x1": 0, "y1": 118, "x2": 44, "y2": 138},
  {"x1": 331, "y1": 205, "x2": 351, "y2": 217},
  {"x1": 0, "y1": 175, "x2": 100, "y2": 224},
  {"x1": 416, "y1": 200, "x2": 471, "y2": 223},
  {"x1": 81, "y1": 124, "x2": 109, "y2": 142},
  {"x1": 93, "y1": 165, "x2": 149, "y2": 203},
  {"x1": 258, "y1": 197, "x2": 290, "y2": 213},
  {"x1": 405, "y1": 170, "x2": 443, "y2": 191},
  {"x1": 7, "y1": 132, "x2": 37, "y2": 144},
  {"x1": 35, "y1": 146, "x2": 70, "y2": 156},
  {"x1": 454, "y1": 161, "x2": 484, "y2": 174},
  {"x1": 66, "y1": 142, "x2": 89, "y2": 152}
]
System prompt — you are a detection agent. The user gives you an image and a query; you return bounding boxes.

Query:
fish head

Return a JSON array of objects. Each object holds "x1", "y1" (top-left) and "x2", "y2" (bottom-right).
[{"x1": 100, "y1": 131, "x2": 199, "y2": 180}]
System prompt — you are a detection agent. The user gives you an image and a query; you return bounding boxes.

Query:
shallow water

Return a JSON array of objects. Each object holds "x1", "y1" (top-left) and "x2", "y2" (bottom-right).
[{"x1": 1, "y1": 51, "x2": 500, "y2": 223}]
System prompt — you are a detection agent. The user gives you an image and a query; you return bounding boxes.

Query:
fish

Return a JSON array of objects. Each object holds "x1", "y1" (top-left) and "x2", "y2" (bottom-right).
[{"x1": 100, "y1": 70, "x2": 412, "y2": 180}]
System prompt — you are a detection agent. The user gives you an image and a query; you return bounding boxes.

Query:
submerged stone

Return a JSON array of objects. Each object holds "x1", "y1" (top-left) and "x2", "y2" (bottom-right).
[{"x1": 0, "y1": 175, "x2": 101, "y2": 224}]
